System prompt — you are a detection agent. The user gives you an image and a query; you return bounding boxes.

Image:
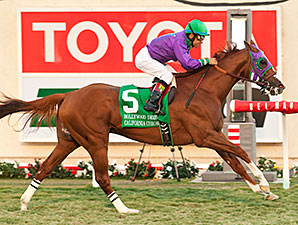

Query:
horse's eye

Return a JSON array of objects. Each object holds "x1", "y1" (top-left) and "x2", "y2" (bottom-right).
[
  {"x1": 259, "y1": 59, "x2": 267, "y2": 68},
  {"x1": 257, "y1": 57, "x2": 268, "y2": 70}
]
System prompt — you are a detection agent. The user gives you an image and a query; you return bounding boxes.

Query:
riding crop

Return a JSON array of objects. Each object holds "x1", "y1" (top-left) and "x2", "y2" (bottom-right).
[{"x1": 185, "y1": 65, "x2": 210, "y2": 108}]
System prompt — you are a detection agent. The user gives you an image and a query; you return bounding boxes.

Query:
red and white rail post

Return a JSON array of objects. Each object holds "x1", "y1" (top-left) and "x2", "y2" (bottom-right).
[
  {"x1": 282, "y1": 114, "x2": 289, "y2": 189},
  {"x1": 227, "y1": 124, "x2": 240, "y2": 146}
]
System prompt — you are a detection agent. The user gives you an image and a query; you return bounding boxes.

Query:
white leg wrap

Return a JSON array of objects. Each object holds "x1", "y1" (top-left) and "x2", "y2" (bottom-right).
[
  {"x1": 245, "y1": 180, "x2": 260, "y2": 193},
  {"x1": 244, "y1": 162, "x2": 278, "y2": 200},
  {"x1": 107, "y1": 191, "x2": 139, "y2": 214},
  {"x1": 245, "y1": 162, "x2": 269, "y2": 187},
  {"x1": 20, "y1": 179, "x2": 41, "y2": 211}
]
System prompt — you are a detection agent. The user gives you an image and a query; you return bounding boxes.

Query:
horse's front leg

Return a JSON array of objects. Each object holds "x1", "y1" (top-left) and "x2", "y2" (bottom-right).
[
  {"x1": 201, "y1": 130, "x2": 278, "y2": 200},
  {"x1": 242, "y1": 160, "x2": 279, "y2": 200},
  {"x1": 215, "y1": 150, "x2": 260, "y2": 192}
]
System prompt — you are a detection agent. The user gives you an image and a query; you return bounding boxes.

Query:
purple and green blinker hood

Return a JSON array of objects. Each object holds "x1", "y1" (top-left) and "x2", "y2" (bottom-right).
[{"x1": 249, "y1": 44, "x2": 274, "y2": 82}]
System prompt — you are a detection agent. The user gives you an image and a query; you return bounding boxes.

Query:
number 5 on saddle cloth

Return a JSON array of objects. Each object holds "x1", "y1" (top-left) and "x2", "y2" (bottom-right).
[{"x1": 119, "y1": 83, "x2": 176, "y2": 146}]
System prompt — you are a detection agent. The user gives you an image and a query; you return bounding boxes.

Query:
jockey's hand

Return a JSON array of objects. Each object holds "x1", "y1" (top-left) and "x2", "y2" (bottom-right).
[{"x1": 208, "y1": 58, "x2": 218, "y2": 65}]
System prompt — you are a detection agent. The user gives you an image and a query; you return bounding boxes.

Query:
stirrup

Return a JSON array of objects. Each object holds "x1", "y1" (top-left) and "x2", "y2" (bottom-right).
[
  {"x1": 155, "y1": 105, "x2": 165, "y2": 115},
  {"x1": 144, "y1": 102, "x2": 165, "y2": 115},
  {"x1": 144, "y1": 104, "x2": 165, "y2": 115}
]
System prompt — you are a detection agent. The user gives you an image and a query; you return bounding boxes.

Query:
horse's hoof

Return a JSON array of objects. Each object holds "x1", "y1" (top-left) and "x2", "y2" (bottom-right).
[
  {"x1": 20, "y1": 198, "x2": 28, "y2": 211},
  {"x1": 121, "y1": 208, "x2": 140, "y2": 214},
  {"x1": 127, "y1": 208, "x2": 140, "y2": 214},
  {"x1": 265, "y1": 193, "x2": 279, "y2": 201},
  {"x1": 20, "y1": 203, "x2": 27, "y2": 211}
]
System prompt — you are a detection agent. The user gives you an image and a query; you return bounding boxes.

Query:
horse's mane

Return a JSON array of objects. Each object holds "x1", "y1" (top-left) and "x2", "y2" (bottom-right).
[
  {"x1": 174, "y1": 41, "x2": 239, "y2": 78},
  {"x1": 215, "y1": 41, "x2": 238, "y2": 61}
]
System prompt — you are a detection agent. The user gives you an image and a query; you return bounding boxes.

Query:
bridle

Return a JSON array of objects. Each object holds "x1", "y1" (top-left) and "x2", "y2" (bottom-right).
[
  {"x1": 213, "y1": 49, "x2": 277, "y2": 89},
  {"x1": 185, "y1": 48, "x2": 278, "y2": 108}
]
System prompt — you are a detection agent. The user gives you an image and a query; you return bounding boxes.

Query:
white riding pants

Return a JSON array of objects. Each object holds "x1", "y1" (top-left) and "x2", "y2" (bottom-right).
[{"x1": 135, "y1": 46, "x2": 175, "y2": 85}]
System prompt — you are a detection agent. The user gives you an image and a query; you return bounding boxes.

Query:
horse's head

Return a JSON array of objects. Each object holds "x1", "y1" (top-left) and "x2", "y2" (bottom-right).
[{"x1": 244, "y1": 40, "x2": 285, "y2": 95}]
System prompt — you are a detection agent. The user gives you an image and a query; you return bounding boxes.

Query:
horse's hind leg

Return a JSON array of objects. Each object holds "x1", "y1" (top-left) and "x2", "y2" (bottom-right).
[
  {"x1": 86, "y1": 140, "x2": 139, "y2": 214},
  {"x1": 203, "y1": 131, "x2": 278, "y2": 200},
  {"x1": 20, "y1": 121, "x2": 79, "y2": 211},
  {"x1": 61, "y1": 114, "x2": 139, "y2": 214}
]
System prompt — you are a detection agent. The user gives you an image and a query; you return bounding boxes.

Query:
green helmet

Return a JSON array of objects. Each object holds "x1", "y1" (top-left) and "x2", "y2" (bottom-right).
[{"x1": 185, "y1": 19, "x2": 209, "y2": 36}]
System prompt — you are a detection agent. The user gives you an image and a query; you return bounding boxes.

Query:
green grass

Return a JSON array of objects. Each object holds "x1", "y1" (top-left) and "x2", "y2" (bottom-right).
[{"x1": 0, "y1": 178, "x2": 297, "y2": 225}]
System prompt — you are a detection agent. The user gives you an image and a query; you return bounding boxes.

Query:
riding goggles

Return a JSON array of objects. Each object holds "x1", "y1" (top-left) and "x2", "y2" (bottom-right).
[
  {"x1": 196, "y1": 35, "x2": 205, "y2": 41},
  {"x1": 188, "y1": 24, "x2": 206, "y2": 42}
]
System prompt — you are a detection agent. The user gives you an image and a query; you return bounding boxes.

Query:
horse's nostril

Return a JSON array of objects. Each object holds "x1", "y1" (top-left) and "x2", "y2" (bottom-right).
[{"x1": 278, "y1": 86, "x2": 284, "y2": 94}]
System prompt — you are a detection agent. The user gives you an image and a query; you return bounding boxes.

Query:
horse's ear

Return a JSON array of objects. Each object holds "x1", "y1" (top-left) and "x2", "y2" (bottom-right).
[
  {"x1": 244, "y1": 41, "x2": 250, "y2": 49},
  {"x1": 244, "y1": 40, "x2": 258, "y2": 53},
  {"x1": 250, "y1": 40, "x2": 256, "y2": 45}
]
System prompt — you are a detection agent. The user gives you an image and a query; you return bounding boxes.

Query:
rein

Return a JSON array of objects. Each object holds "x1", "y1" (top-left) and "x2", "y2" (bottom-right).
[
  {"x1": 213, "y1": 48, "x2": 276, "y2": 86},
  {"x1": 214, "y1": 63, "x2": 277, "y2": 88},
  {"x1": 185, "y1": 64, "x2": 252, "y2": 109},
  {"x1": 185, "y1": 49, "x2": 277, "y2": 108},
  {"x1": 213, "y1": 65, "x2": 265, "y2": 86}
]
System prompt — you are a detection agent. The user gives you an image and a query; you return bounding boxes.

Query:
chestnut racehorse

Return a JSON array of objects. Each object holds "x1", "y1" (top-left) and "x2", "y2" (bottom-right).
[{"x1": 0, "y1": 41, "x2": 285, "y2": 213}]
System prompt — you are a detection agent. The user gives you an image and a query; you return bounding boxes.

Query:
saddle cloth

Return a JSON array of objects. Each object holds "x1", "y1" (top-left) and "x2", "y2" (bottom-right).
[{"x1": 119, "y1": 84, "x2": 171, "y2": 128}]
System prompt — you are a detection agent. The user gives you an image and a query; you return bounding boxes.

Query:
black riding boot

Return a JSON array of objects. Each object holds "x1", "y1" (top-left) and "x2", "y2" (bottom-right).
[{"x1": 144, "y1": 79, "x2": 168, "y2": 113}]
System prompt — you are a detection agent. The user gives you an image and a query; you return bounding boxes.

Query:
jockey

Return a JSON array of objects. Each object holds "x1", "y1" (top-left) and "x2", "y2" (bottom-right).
[{"x1": 135, "y1": 19, "x2": 218, "y2": 113}]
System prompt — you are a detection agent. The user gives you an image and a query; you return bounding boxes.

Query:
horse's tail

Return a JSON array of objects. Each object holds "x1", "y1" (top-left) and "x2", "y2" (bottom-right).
[{"x1": 0, "y1": 93, "x2": 65, "y2": 128}]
